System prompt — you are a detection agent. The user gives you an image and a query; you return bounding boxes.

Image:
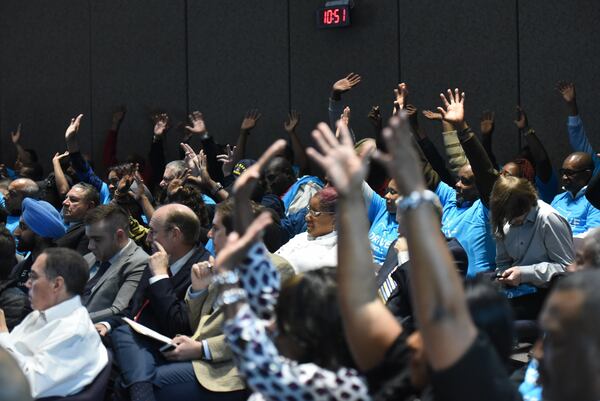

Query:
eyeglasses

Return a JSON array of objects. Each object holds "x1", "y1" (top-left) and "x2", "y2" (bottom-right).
[
  {"x1": 384, "y1": 187, "x2": 398, "y2": 196},
  {"x1": 306, "y1": 206, "x2": 335, "y2": 217},
  {"x1": 457, "y1": 176, "x2": 474, "y2": 186},
  {"x1": 559, "y1": 168, "x2": 591, "y2": 177}
]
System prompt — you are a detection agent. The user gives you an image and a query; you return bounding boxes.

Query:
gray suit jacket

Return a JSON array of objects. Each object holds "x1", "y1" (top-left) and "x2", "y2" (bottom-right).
[{"x1": 83, "y1": 240, "x2": 148, "y2": 323}]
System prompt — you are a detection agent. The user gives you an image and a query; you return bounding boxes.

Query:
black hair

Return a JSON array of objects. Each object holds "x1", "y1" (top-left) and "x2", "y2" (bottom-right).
[
  {"x1": 275, "y1": 266, "x2": 355, "y2": 370},
  {"x1": 42, "y1": 248, "x2": 89, "y2": 296},
  {"x1": 465, "y1": 277, "x2": 515, "y2": 364},
  {"x1": 0, "y1": 225, "x2": 16, "y2": 279}
]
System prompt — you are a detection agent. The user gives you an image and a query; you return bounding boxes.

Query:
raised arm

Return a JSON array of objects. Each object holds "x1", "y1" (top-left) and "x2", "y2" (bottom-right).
[
  {"x1": 10, "y1": 124, "x2": 34, "y2": 166},
  {"x1": 306, "y1": 122, "x2": 402, "y2": 371},
  {"x1": 183, "y1": 111, "x2": 224, "y2": 183},
  {"x1": 423, "y1": 109, "x2": 468, "y2": 175},
  {"x1": 328, "y1": 73, "x2": 361, "y2": 130},
  {"x1": 283, "y1": 110, "x2": 309, "y2": 175},
  {"x1": 374, "y1": 113, "x2": 477, "y2": 370},
  {"x1": 233, "y1": 109, "x2": 261, "y2": 164},
  {"x1": 438, "y1": 89, "x2": 498, "y2": 207},
  {"x1": 51, "y1": 151, "x2": 71, "y2": 198},
  {"x1": 480, "y1": 110, "x2": 499, "y2": 169},
  {"x1": 514, "y1": 106, "x2": 553, "y2": 182},
  {"x1": 103, "y1": 106, "x2": 125, "y2": 169}
]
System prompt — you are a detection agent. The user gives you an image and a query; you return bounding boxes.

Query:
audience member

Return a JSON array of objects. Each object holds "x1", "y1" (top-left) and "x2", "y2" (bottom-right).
[
  {"x1": 0, "y1": 248, "x2": 108, "y2": 398},
  {"x1": 3, "y1": 178, "x2": 39, "y2": 233},
  {"x1": 82, "y1": 204, "x2": 148, "y2": 322},
  {"x1": 56, "y1": 182, "x2": 99, "y2": 254},
  {"x1": 0, "y1": 226, "x2": 29, "y2": 330}
]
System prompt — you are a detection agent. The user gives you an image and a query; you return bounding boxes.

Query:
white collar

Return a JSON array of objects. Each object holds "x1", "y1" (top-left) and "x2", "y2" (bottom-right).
[{"x1": 41, "y1": 295, "x2": 82, "y2": 322}]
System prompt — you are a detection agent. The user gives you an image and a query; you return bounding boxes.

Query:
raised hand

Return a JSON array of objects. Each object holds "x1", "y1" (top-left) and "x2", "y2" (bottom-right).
[
  {"x1": 184, "y1": 111, "x2": 207, "y2": 136},
  {"x1": 480, "y1": 110, "x2": 495, "y2": 135},
  {"x1": 65, "y1": 114, "x2": 84, "y2": 142},
  {"x1": 513, "y1": 106, "x2": 528, "y2": 130},
  {"x1": 181, "y1": 143, "x2": 201, "y2": 176},
  {"x1": 233, "y1": 139, "x2": 286, "y2": 198},
  {"x1": 215, "y1": 212, "x2": 273, "y2": 272},
  {"x1": 393, "y1": 82, "x2": 409, "y2": 114},
  {"x1": 114, "y1": 174, "x2": 134, "y2": 199},
  {"x1": 422, "y1": 110, "x2": 443, "y2": 121},
  {"x1": 191, "y1": 257, "x2": 216, "y2": 292},
  {"x1": 112, "y1": 106, "x2": 126, "y2": 128},
  {"x1": 153, "y1": 113, "x2": 170, "y2": 137},
  {"x1": 556, "y1": 81, "x2": 576, "y2": 103},
  {"x1": 437, "y1": 89, "x2": 466, "y2": 129},
  {"x1": 367, "y1": 105, "x2": 382, "y2": 129},
  {"x1": 284, "y1": 110, "x2": 300, "y2": 133},
  {"x1": 217, "y1": 144, "x2": 236, "y2": 177},
  {"x1": 332, "y1": 72, "x2": 362, "y2": 95},
  {"x1": 10, "y1": 123, "x2": 22, "y2": 144},
  {"x1": 306, "y1": 121, "x2": 368, "y2": 195},
  {"x1": 335, "y1": 106, "x2": 351, "y2": 139},
  {"x1": 240, "y1": 109, "x2": 261, "y2": 131},
  {"x1": 373, "y1": 113, "x2": 426, "y2": 196}
]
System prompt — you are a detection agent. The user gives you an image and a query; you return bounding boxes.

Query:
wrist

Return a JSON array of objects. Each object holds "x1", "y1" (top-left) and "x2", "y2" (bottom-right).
[{"x1": 330, "y1": 90, "x2": 342, "y2": 101}]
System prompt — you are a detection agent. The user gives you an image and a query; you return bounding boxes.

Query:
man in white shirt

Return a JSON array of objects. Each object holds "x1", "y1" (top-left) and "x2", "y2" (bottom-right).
[{"x1": 0, "y1": 247, "x2": 108, "y2": 399}]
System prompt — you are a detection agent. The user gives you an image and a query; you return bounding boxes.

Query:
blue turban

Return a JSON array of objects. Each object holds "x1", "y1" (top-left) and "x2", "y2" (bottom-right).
[{"x1": 22, "y1": 198, "x2": 66, "y2": 239}]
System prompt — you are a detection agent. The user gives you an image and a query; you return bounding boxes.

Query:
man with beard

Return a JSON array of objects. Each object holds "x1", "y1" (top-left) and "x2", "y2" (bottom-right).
[{"x1": 551, "y1": 152, "x2": 600, "y2": 235}]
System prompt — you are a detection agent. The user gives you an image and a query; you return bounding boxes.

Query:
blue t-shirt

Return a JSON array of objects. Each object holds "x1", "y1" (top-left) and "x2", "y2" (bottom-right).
[
  {"x1": 202, "y1": 194, "x2": 216, "y2": 206},
  {"x1": 519, "y1": 359, "x2": 542, "y2": 401},
  {"x1": 366, "y1": 189, "x2": 399, "y2": 265},
  {"x1": 551, "y1": 188, "x2": 600, "y2": 235},
  {"x1": 436, "y1": 182, "x2": 496, "y2": 277},
  {"x1": 0, "y1": 191, "x2": 4, "y2": 209},
  {"x1": 5, "y1": 215, "x2": 19, "y2": 233}
]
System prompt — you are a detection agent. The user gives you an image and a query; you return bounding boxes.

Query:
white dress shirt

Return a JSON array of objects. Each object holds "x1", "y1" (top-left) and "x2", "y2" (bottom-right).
[{"x1": 0, "y1": 296, "x2": 108, "y2": 398}]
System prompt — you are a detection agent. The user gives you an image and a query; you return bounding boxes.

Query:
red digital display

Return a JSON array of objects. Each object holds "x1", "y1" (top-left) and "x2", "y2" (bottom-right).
[{"x1": 317, "y1": 5, "x2": 350, "y2": 28}]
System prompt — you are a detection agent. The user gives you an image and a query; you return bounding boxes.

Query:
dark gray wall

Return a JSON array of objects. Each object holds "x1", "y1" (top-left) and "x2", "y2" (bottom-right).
[{"x1": 1, "y1": 0, "x2": 599, "y2": 176}]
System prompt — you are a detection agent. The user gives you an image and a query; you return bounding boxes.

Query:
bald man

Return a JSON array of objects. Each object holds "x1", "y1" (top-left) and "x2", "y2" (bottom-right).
[
  {"x1": 96, "y1": 203, "x2": 211, "y2": 337},
  {"x1": 551, "y1": 152, "x2": 600, "y2": 235},
  {"x1": 3, "y1": 178, "x2": 38, "y2": 233}
]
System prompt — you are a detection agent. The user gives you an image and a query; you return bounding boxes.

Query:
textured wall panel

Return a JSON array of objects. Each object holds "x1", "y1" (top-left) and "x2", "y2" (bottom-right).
[
  {"x1": 519, "y1": 0, "x2": 600, "y2": 170},
  {"x1": 90, "y1": 0, "x2": 188, "y2": 173},
  {"x1": 187, "y1": 0, "x2": 289, "y2": 158},
  {"x1": 400, "y1": 0, "x2": 519, "y2": 169},
  {"x1": 290, "y1": 0, "x2": 399, "y2": 147},
  {"x1": 0, "y1": 1, "x2": 91, "y2": 174}
]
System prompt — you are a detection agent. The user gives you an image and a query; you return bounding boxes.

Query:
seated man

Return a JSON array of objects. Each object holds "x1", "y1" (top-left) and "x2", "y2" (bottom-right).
[
  {"x1": 0, "y1": 248, "x2": 108, "y2": 398},
  {"x1": 3, "y1": 178, "x2": 39, "y2": 233},
  {"x1": 57, "y1": 182, "x2": 99, "y2": 254},
  {"x1": 83, "y1": 204, "x2": 148, "y2": 322},
  {"x1": 551, "y1": 152, "x2": 600, "y2": 236}
]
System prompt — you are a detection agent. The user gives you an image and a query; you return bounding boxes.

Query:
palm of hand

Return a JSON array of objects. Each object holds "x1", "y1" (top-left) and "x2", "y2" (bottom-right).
[
  {"x1": 333, "y1": 79, "x2": 352, "y2": 92},
  {"x1": 284, "y1": 119, "x2": 298, "y2": 132},
  {"x1": 323, "y1": 148, "x2": 366, "y2": 193},
  {"x1": 481, "y1": 121, "x2": 493, "y2": 134},
  {"x1": 241, "y1": 119, "x2": 256, "y2": 131},
  {"x1": 442, "y1": 104, "x2": 464, "y2": 124}
]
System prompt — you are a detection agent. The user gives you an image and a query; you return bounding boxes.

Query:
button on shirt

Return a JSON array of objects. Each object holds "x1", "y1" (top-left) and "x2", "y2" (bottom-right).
[{"x1": 0, "y1": 296, "x2": 108, "y2": 398}]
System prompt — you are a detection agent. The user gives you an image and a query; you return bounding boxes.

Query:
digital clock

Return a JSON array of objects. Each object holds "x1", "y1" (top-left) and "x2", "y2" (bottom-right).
[{"x1": 317, "y1": 5, "x2": 350, "y2": 29}]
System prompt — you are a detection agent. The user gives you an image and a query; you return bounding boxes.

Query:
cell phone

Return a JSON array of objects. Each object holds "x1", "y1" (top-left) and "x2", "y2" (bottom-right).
[{"x1": 159, "y1": 343, "x2": 176, "y2": 352}]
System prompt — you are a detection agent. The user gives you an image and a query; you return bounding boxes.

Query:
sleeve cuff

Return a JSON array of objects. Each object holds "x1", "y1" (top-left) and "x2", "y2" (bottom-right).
[
  {"x1": 149, "y1": 274, "x2": 169, "y2": 285},
  {"x1": 202, "y1": 339, "x2": 212, "y2": 360},
  {"x1": 187, "y1": 286, "x2": 208, "y2": 299},
  {"x1": 99, "y1": 321, "x2": 112, "y2": 332},
  {"x1": 567, "y1": 115, "x2": 582, "y2": 126}
]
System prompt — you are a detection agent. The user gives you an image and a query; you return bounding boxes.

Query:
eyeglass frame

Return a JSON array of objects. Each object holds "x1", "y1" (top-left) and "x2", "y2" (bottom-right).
[{"x1": 305, "y1": 206, "x2": 335, "y2": 217}]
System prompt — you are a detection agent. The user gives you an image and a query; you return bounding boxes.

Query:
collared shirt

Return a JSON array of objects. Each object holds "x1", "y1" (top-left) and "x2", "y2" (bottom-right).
[
  {"x1": 551, "y1": 185, "x2": 600, "y2": 235},
  {"x1": 0, "y1": 296, "x2": 108, "y2": 398},
  {"x1": 496, "y1": 200, "x2": 574, "y2": 287},
  {"x1": 148, "y1": 247, "x2": 197, "y2": 285}
]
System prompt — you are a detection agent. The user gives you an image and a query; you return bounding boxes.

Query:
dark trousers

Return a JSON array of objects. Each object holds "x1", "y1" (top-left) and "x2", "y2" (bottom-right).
[{"x1": 111, "y1": 326, "x2": 247, "y2": 401}]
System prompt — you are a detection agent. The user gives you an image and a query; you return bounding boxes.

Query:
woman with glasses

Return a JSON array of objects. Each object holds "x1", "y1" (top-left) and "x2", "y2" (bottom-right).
[{"x1": 275, "y1": 187, "x2": 338, "y2": 273}]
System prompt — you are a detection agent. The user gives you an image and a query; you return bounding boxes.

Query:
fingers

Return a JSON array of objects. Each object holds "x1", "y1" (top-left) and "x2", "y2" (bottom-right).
[
  {"x1": 439, "y1": 92, "x2": 450, "y2": 108},
  {"x1": 336, "y1": 120, "x2": 354, "y2": 147},
  {"x1": 153, "y1": 241, "x2": 166, "y2": 254},
  {"x1": 306, "y1": 147, "x2": 328, "y2": 170},
  {"x1": 436, "y1": 107, "x2": 447, "y2": 117}
]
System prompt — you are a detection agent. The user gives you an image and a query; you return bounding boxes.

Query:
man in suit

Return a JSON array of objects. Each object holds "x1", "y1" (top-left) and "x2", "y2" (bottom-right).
[
  {"x1": 98, "y1": 203, "x2": 211, "y2": 400},
  {"x1": 82, "y1": 204, "x2": 147, "y2": 322},
  {"x1": 56, "y1": 183, "x2": 99, "y2": 254}
]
